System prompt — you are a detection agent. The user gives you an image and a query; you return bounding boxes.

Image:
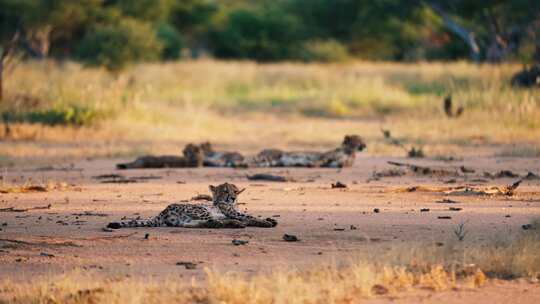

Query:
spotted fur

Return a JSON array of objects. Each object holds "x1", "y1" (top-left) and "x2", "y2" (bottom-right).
[
  {"x1": 116, "y1": 144, "x2": 204, "y2": 169},
  {"x1": 201, "y1": 142, "x2": 246, "y2": 168},
  {"x1": 107, "y1": 183, "x2": 277, "y2": 229},
  {"x1": 250, "y1": 134, "x2": 366, "y2": 168}
]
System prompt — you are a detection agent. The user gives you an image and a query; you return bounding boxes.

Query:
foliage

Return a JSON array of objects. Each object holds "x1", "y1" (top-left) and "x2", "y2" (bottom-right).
[
  {"x1": 156, "y1": 22, "x2": 184, "y2": 60},
  {"x1": 210, "y1": 5, "x2": 305, "y2": 61},
  {"x1": 1, "y1": 0, "x2": 539, "y2": 65},
  {"x1": 2, "y1": 104, "x2": 105, "y2": 126},
  {"x1": 75, "y1": 18, "x2": 162, "y2": 71},
  {"x1": 301, "y1": 39, "x2": 349, "y2": 62}
]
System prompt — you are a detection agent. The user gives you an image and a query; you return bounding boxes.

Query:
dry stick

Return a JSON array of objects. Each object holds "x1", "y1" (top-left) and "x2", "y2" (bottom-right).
[
  {"x1": 0, "y1": 238, "x2": 82, "y2": 247},
  {"x1": 0, "y1": 204, "x2": 51, "y2": 212},
  {"x1": 76, "y1": 232, "x2": 138, "y2": 241},
  {"x1": 381, "y1": 128, "x2": 410, "y2": 154}
]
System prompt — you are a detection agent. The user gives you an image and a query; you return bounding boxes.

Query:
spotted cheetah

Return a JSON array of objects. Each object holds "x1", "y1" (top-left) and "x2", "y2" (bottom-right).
[
  {"x1": 116, "y1": 144, "x2": 204, "y2": 169},
  {"x1": 106, "y1": 183, "x2": 277, "y2": 229},
  {"x1": 251, "y1": 134, "x2": 366, "y2": 168},
  {"x1": 199, "y1": 142, "x2": 246, "y2": 168}
]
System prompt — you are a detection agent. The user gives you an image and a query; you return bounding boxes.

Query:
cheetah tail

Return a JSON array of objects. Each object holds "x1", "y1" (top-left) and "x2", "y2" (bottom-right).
[{"x1": 106, "y1": 217, "x2": 160, "y2": 229}]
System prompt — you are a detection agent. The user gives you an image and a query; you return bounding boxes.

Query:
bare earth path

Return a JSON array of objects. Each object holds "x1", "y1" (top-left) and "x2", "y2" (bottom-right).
[{"x1": 1, "y1": 155, "x2": 539, "y2": 302}]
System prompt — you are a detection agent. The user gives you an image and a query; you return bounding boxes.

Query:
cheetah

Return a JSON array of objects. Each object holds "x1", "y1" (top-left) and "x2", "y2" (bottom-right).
[
  {"x1": 251, "y1": 134, "x2": 366, "y2": 168},
  {"x1": 116, "y1": 144, "x2": 204, "y2": 169},
  {"x1": 199, "y1": 142, "x2": 246, "y2": 168},
  {"x1": 106, "y1": 183, "x2": 277, "y2": 229}
]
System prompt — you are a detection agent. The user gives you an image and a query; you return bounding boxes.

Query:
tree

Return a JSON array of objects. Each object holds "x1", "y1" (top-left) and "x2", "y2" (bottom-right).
[
  {"x1": 75, "y1": 18, "x2": 163, "y2": 71},
  {"x1": 169, "y1": 0, "x2": 219, "y2": 57},
  {"x1": 210, "y1": 4, "x2": 305, "y2": 61},
  {"x1": 0, "y1": 0, "x2": 30, "y2": 103},
  {"x1": 425, "y1": 0, "x2": 540, "y2": 62}
]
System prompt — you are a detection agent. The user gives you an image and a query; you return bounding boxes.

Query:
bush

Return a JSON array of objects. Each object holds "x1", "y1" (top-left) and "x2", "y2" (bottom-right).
[
  {"x1": 75, "y1": 18, "x2": 162, "y2": 71},
  {"x1": 2, "y1": 104, "x2": 106, "y2": 126},
  {"x1": 211, "y1": 7, "x2": 304, "y2": 61},
  {"x1": 301, "y1": 39, "x2": 349, "y2": 62},
  {"x1": 156, "y1": 23, "x2": 184, "y2": 60}
]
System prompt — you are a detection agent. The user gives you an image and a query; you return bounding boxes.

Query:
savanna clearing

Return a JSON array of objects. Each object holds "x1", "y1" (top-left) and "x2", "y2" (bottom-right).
[{"x1": 0, "y1": 61, "x2": 539, "y2": 303}]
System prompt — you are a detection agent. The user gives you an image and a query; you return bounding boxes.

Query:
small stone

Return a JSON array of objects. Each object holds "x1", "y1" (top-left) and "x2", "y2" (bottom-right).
[
  {"x1": 350, "y1": 225, "x2": 357, "y2": 230},
  {"x1": 373, "y1": 208, "x2": 380, "y2": 213},
  {"x1": 40, "y1": 252, "x2": 55, "y2": 258},
  {"x1": 371, "y1": 284, "x2": 389, "y2": 295},
  {"x1": 522, "y1": 224, "x2": 533, "y2": 230},
  {"x1": 283, "y1": 234, "x2": 299, "y2": 242},
  {"x1": 420, "y1": 208, "x2": 430, "y2": 212},
  {"x1": 176, "y1": 261, "x2": 197, "y2": 269},
  {"x1": 144, "y1": 233, "x2": 150, "y2": 239},
  {"x1": 331, "y1": 182, "x2": 347, "y2": 189},
  {"x1": 232, "y1": 239, "x2": 249, "y2": 246},
  {"x1": 449, "y1": 207, "x2": 462, "y2": 211},
  {"x1": 438, "y1": 216, "x2": 452, "y2": 219}
]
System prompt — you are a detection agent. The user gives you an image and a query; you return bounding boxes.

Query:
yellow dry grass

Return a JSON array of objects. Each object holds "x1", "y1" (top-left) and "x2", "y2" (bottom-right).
[
  {"x1": 1, "y1": 222, "x2": 538, "y2": 304},
  {"x1": 0, "y1": 60, "x2": 539, "y2": 162}
]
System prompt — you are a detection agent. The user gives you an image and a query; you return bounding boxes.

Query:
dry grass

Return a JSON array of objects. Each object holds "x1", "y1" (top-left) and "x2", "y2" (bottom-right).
[
  {"x1": 1, "y1": 60, "x2": 539, "y2": 162},
  {"x1": 1, "y1": 223, "x2": 538, "y2": 304}
]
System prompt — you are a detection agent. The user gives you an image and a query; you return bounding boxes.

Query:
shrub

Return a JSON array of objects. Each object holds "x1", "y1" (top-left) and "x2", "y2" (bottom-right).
[
  {"x1": 301, "y1": 39, "x2": 349, "y2": 62},
  {"x1": 2, "y1": 104, "x2": 106, "y2": 126},
  {"x1": 156, "y1": 23, "x2": 184, "y2": 60},
  {"x1": 210, "y1": 6, "x2": 304, "y2": 61},
  {"x1": 326, "y1": 98, "x2": 350, "y2": 117},
  {"x1": 75, "y1": 18, "x2": 162, "y2": 71}
]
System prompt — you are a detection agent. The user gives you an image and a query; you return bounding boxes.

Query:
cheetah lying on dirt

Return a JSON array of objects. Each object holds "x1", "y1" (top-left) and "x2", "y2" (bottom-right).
[
  {"x1": 116, "y1": 142, "x2": 244, "y2": 169},
  {"x1": 199, "y1": 142, "x2": 246, "y2": 168},
  {"x1": 249, "y1": 135, "x2": 366, "y2": 168},
  {"x1": 107, "y1": 183, "x2": 277, "y2": 229},
  {"x1": 115, "y1": 135, "x2": 365, "y2": 169},
  {"x1": 116, "y1": 144, "x2": 204, "y2": 169}
]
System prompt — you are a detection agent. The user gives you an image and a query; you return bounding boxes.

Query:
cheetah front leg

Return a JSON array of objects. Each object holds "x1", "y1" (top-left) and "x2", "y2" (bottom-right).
[
  {"x1": 243, "y1": 218, "x2": 277, "y2": 228},
  {"x1": 181, "y1": 219, "x2": 246, "y2": 229}
]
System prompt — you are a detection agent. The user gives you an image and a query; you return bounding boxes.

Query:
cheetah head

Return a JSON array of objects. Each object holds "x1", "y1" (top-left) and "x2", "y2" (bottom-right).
[
  {"x1": 199, "y1": 142, "x2": 214, "y2": 155},
  {"x1": 182, "y1": 144, "x2": 204, "y2": 166},
  {"x1": 209, "y1": 183, "x2": 245, "y2": 205},
  {"x1": 342, "y1": 135, "x2": 366, "y2": 153}
]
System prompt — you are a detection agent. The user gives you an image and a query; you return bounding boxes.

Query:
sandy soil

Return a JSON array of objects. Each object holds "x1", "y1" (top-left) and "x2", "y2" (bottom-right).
[{"x1": 1, "y1": 155, "x2": 539, "y2": 302}]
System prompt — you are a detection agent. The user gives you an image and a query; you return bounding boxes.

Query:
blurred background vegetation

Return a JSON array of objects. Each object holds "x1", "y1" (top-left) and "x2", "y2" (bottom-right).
[
  {"x1": 1, "y1": 0, "x2": 539, "y2": 68},
  {"x1": 0, "y1": 0, "x2": 539, "y2": 162}
]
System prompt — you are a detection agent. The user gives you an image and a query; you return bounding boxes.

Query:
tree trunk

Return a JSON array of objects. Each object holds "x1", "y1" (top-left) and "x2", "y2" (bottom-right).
[
  {"x1": 0, "y1": 55, "x2": 9, "y2": 139},
  {"x1": 0, "y1": 53, "x2": 3, "y2": 103},
  {"x1": 427, "y1": 2, "x2": 481, "y2": 62}
]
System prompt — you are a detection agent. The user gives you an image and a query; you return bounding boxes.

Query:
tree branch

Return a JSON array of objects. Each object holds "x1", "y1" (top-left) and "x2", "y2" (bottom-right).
[{"x1": 426, "y1": 2, "x2": 480, "y2": 62}]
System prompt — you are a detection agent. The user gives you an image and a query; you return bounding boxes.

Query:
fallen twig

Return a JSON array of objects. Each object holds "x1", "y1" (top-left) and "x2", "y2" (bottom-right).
[
  {"x1": 247, "y1": 173, "x2": 291, "y2": 182},
  {"x1": 387, "y1": 161, "x2": 458, "y2": 176},
  {"x1": 0, "y1": 204, "x2": 51, "y2": 212},
  {"x1": 0, "y1": 238, "x2": 82, "y2": 247}
]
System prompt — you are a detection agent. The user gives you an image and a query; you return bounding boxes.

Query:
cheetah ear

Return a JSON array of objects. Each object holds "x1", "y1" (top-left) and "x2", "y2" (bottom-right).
[
  {"x1": 236, "y1": 188, "x2": 246, "y2": 194},
  {"x1": 209, "y1": 185, "x2": 216, "y2": 193}
]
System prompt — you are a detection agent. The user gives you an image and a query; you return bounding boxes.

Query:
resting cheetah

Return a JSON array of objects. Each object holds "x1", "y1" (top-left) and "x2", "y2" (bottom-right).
[
  {"x1": 199, "y1": 142, "x2": 246, "y2": 168},
  {"x1": 116, "y1": 144, "x2": 204, "y2": 169},
  {"x1": 251, "y1": 134, "x2": 366, "y2": 168},
  {"x1": 106, "y1": 183, "x2": 277, "y2": 229}
]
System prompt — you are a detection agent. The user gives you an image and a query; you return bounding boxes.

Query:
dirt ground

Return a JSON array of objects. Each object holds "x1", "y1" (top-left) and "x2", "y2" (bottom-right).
[{"x1": 1, "y1": 155, "x2": 539, "y2": 302}]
